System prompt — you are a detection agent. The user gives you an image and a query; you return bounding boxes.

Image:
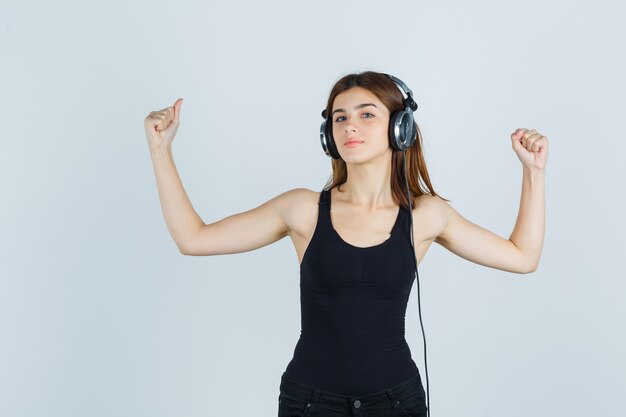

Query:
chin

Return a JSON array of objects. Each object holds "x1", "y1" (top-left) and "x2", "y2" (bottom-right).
[{"x1": 347, "y1": 149, "x2": 390, "y2": 163}]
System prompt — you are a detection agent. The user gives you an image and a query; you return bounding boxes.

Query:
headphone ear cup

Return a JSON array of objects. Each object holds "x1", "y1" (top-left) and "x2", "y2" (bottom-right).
[
  {"x1": 327, "y1": 119, "x2": 341, "y2": 159},
  {"x1": 389, "y1": 110, "x2": 417, "y2": 151},
  {"x1": 408, "y1": 120, "x2": 418, "y2": 148},
  {"x1": 320, "y1": 119, "x2": 341, "y2": 159}
]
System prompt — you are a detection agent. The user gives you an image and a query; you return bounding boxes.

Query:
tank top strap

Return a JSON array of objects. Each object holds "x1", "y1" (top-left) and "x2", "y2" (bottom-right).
[
  {"x1": 319, "y1": 188, "x2": 330, "y2": 206},
  {"x1": 318, "y1": 189, "x2": 331, "y2": 223}
]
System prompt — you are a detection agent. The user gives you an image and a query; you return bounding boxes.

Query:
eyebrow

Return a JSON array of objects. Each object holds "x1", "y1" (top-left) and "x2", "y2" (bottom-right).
[{"x1": 332, "y1": 103, "x2": 378, "y2": 115}]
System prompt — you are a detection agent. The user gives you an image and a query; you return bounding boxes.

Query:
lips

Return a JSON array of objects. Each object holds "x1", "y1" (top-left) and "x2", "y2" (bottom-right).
[{"x1": 344, "y1": 138, "x2": 364, "y2": 146}]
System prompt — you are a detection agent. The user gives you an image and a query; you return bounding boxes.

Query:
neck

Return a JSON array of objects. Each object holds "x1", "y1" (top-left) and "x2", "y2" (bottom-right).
[{"x1": 338, "y1": 155, "x2": 395, "y2": 211}]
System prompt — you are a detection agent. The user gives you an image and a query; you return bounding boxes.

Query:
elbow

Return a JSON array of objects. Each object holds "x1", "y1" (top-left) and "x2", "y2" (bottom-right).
[
  {"x1": 516, "y1": 249, "x2": 540, "y2": 274},
  {"x1": 522, "y1": 262, "x2": 539, "y2": 274},
  {"x1": 177, "y1": 241, "x2": 192, "y2": 256}
]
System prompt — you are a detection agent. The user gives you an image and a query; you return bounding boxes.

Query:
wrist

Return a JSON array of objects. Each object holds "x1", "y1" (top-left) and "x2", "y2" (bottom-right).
[
  {"x1": 150, "y1": 145, "x2": 172, "y2": 158},
  {"x1": 523, "y1": 165, "x2": 545, "y2": 175}
]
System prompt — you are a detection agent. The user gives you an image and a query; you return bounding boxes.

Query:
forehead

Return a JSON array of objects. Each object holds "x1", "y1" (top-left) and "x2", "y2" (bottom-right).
[{"x1": 333, "y1": 87, "x2": 384, "y2": 111}]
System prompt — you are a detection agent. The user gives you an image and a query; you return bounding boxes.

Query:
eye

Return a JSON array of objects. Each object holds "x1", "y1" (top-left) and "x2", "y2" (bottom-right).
[{"x1": 334, "y1": 113, "x2": 375, "y2": 122}]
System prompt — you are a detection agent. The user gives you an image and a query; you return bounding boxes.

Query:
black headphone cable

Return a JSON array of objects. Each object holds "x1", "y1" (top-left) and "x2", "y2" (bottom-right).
[{"x1": 402, "y1": 149, "x2": 431, "y2": 417}]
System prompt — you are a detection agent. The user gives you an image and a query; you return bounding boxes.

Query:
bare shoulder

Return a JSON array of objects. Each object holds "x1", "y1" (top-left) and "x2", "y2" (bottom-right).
[
  {"x1": 412, "y1": 194, "x2": 450, "y2": 242},
  {"x1": 274, "y1": 187, "x2": 320, "y2": 236},
  {"x1": 415, "y1": 194, "x2": 468, "y2": 245},
  {"x1": 281, "y1": 187, "x2": 319, "y2": 201},
  {"x1": 413, "y1": 193, "x2": 448, "y2": 212},
  {"x1": 274, "y1": 187, "x2": 318, "y2": 211}
]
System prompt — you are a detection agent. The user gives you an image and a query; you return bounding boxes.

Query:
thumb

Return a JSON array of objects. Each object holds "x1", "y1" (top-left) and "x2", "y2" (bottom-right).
[
  {"x1": 511, "y1": 131, "x2": 526, "y2": 152},
  {"x1": 173, "y1": 98, "x2": 183, "y2": 125}
]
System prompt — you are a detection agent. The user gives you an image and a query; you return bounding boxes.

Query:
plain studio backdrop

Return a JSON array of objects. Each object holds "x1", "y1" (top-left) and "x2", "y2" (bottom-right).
[{"x1": 1, "y1": 1, "x2": 624, "y2": 416}]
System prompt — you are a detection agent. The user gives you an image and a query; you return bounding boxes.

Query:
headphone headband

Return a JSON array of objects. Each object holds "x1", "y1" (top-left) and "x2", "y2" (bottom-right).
[
  {"x1": 383, "y1": 73, "x2": 418, "y2": 112},
  {"x1": 321, "y1": 73, "x2": 418, "y2": 119}
]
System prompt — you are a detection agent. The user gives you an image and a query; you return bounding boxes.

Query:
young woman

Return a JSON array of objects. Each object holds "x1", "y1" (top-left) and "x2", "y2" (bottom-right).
[{"x1": 144, "y1": 71, "x2": 548, "y2": 417}]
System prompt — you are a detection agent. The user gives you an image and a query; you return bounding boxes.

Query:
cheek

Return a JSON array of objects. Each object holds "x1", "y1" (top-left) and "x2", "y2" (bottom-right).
[{"x1": 375, "y1": 126, "x2": 390, "y2": 144}]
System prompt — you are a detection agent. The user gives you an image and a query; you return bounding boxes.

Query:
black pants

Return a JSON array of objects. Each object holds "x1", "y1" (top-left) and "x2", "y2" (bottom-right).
[{"x1": 278, "y1": 371, "x2": 428, "y2": 417}]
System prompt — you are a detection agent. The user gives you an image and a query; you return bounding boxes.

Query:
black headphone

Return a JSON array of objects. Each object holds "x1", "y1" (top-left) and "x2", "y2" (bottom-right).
[{"x1": 319, "y1": 73, "x2": 419, "y2": 159}]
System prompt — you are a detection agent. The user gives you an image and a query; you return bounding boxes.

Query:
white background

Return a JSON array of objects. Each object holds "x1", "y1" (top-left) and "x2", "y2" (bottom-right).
[{"x1": 1, "y1": 1, "x2": 624, "y2": 416}]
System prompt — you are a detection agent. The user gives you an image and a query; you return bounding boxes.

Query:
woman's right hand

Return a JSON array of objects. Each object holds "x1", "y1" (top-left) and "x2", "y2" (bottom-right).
[{"x1": 144, "y1": 98, "x2": 183, "y2": 152}]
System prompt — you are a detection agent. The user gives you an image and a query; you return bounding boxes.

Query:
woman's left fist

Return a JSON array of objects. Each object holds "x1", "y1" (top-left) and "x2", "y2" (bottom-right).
[{"x1": 511, "y1": 128, "x2": 549, "y2": 171}]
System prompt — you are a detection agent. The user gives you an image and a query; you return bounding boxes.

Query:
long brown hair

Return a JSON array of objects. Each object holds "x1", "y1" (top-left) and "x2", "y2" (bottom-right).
[{"x1": 322, "y1": 71, "x2": 450, "y2": 209}]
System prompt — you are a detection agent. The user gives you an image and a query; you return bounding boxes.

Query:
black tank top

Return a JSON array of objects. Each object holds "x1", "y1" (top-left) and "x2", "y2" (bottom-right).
[{"x1": 282, "y1": 188, "x2": 420, "y2": 395}]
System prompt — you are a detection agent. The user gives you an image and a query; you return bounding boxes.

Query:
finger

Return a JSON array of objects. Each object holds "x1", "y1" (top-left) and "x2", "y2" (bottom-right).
[
  {"x1": 527, "y1": 136, "x2": 545, "y2": 151},
  {"x1": 146, "y1": 112, "x2": 166, "y2": 132},
  {"x1": 156, "y1": 112, "x2": 173, "y2": 130},
  {"x1": 518, "y1": 130, "x2": 529, "y2": 146},
  {"x1": 526, "y1": 133, "x2": 542, "y2": 142},
  {"x1": 522, "y1": 129, "x2": 538, "y2": 139},
  {"x1": 513, "y1": 128, "x2": 529, "y2": 140},
  {"x1": 159, "y1": 105, "x2": 173, "y2": 114},
  {"x1": 534, "y1": 136, "x2": 547, "y2": 151},
  {"x1": 160, "y1": 108, "x2": 174, "y2": 119},
  {"x1": 154, "y1": 119, "x2": 165, "y2": 131},
  {"x1": 166, "y1": 104, "x2": 178, "y2": 124},
  {"x1": 154, "y1": 107, "x2": 174, "y2": 124},
  {"x1": 152, "y1": 115, "x2": 169, "y2": 131},
  {"x1": 511, "y1": 131, "x2": 527, "y2": 151},
  {"x1": 173, "y1": 98, "x2": 183, "y2": 125},
  {"x1": 521, "y1": 129, "x2": 539, "y2": 146}
]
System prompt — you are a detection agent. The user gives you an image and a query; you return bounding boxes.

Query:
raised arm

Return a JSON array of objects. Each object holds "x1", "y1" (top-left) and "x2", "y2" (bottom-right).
[
  {"x1": 145, "y1": 98, "x2": 207, "y2": 253},
  {"x1": 433, "y1": 128, "x2": 548, "y2": 274},
  {"x1": 179, "y1": 188, "x2": 306, "y2": 256},
  {"x1": 148, "y1": 145, "x2": 206, "y2": 254},
  {"x1": 433, "y1": 197, "x2": 534, "y2": 274},
  {"x1": 144, "y1": 98, "x2": 299, "y2": 256}
]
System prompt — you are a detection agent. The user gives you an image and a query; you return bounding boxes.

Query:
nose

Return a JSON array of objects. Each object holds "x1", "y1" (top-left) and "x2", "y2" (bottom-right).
[{"x1": 344, "y1": 121, "x2": 357, "y2": 133}]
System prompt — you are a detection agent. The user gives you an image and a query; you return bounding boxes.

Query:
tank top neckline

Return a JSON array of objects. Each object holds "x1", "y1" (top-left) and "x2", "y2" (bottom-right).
[{"x1": 325, "y1": 189, "x2": 403, "y2": 250}]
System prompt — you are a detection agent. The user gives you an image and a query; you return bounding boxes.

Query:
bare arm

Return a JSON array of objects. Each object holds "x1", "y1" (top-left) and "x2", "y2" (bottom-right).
[
  {"x1": 433, "y1": 167, "x2": 545, "y2": 274},
  {"x1": 508, "y1": 167, "x2": 545, "y2": 272},
  {"x1": 145, "y1": 98, "x2": 205, "y2": 253},
  {"x1": 180, "y1": 188, "x2": 303, "y2": 257},
  {"x1": 149, "y1": 146, "x2": 204, "y2": 254},
  {"x1": 433, "y1": 128, "x2": 548, "y2": 274},
  {"x1": 145, "y1": 98, "x2": 295, "y2": 256},
  {"x1": 434, "y1": 197, "x2": 531, "y2": 274}
]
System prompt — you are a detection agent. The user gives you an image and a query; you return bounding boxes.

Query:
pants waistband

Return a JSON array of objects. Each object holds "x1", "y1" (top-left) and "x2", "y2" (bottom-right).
[{"x1": 279, "y1": 371, "x2": 422, "y2": 411}]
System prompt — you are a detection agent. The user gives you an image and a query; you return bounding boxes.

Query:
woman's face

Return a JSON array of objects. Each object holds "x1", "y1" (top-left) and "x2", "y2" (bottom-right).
[{"x1": 331, "y1": 87, "x2": 391, "y2": 163}]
